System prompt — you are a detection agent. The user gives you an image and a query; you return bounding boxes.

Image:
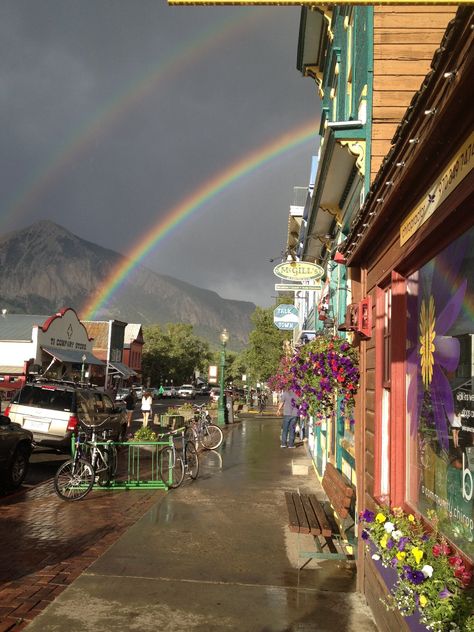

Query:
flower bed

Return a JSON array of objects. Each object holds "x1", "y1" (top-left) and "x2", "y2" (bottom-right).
[{"x1": 360, "y1": 507, "x2": 474, "y2": 631}]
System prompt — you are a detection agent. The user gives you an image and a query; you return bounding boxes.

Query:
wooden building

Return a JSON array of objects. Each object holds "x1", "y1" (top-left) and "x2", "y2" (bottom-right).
[{"x1": 340, "y1": 8, "x2": 473, "y2": 630}]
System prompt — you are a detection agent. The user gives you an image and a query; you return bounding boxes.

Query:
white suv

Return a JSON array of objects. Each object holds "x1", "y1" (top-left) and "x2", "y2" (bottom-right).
[
  {"x1": 6, "y1": 380, "x2": 128, "y2": 453},
  {"x1": 177, "y1": 384, "x2": 196, "y2": 399}
]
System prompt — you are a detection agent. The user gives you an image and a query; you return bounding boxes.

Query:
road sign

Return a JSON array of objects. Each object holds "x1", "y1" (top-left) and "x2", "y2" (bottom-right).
[
  {"x1": 275, "y1": 283, "x2": 322, "y2": 292},
  {"x1": 273, "y1": 304, "x2": 299, "y2": 330}
]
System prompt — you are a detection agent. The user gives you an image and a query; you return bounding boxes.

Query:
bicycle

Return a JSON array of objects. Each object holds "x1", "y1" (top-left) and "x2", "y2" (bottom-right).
[
  {"x1": 158, "y1": 427, "x2": 199, "y2": 489},
  {"x1": 54, "y1": 426, "x2": 118, "y2": 501},
  {"x1": 185, "y1": 404, "x2": 223, "y2": 450}
]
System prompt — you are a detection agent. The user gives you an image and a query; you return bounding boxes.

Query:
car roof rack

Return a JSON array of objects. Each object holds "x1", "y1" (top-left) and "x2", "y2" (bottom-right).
[{"x1": 30, "y1": 377, "x2": 87, "y2": 389}]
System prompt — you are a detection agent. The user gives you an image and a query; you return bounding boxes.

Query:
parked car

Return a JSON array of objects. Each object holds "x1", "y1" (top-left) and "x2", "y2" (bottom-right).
[
  {"x1": 0, "y1": 414, "x2": 34, "y2": 490},
  {"x1": 6, "y1": 380, "x2": 128, "y2": 453},
  {"x1": 115, "y1": 387, "x2": 131, "y2": 402},
  {"x1": 209, "y1": 387, "x2": 221, "y2": 403},
  {"x1": 162, "y1": 386, "x2": 177, "y2": 398},
  {"x1": 177, "y1": 384, "x2": 196, "y2": 399}
]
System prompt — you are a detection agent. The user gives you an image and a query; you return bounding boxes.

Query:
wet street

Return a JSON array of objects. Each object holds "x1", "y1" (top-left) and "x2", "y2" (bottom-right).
[{"x1": 1, "y1": 416, "x2": 376, "y2": 632}]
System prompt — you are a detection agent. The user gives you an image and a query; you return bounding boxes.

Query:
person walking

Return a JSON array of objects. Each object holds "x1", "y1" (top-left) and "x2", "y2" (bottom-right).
[
  {"x1": 123, "y1": 389, "x2": 136, "y2": 431},
  {"x1": 276, "y1": 389, "x2": 299, "y2": 448},
  {"x1": 141, "y1": 390, "x2": 153, "y2": 427}
]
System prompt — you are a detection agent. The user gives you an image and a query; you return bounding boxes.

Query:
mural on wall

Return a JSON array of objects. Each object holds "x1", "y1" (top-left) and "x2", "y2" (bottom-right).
[{"x1": 406, "y1": 227, "x2": 474, "y2": 558}]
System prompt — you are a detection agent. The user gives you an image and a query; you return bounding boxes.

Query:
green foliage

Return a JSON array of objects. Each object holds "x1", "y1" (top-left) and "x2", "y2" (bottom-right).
[
  {"x1": 242, "y1": 306, "x2": 291, "y2": 383},
  {"x1": 142, "y1": 323, "x2": 212, "y2": 386},
  {"x1": 131, "y1": 426, "x2": 158, "y2": 442}
]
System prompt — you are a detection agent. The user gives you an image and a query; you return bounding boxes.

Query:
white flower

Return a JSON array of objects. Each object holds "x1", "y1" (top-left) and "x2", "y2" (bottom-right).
[
  {"x1": 372, "y1": 553, "x2": 381, "y2": 561},
  {"x1": 421, "y1": 564, "x2": 434, "y2": 578},
  {"x1": 391, "y1": 529, "x2": 403, "y2": 541},
  {"x1": 384, "y1": 521, "x2": 395, "y2": 533}
]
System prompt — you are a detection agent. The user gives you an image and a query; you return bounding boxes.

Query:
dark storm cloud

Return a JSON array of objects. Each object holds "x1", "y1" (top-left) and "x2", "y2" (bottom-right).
[{"x1": 0, "y1": 0, "x2": 318, "y2": 306}]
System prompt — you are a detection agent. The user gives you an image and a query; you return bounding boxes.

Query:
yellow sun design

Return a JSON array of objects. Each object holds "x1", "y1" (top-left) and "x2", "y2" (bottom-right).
[{"x1": 419, "y1": 296, "x2": 436, "y2": 388}]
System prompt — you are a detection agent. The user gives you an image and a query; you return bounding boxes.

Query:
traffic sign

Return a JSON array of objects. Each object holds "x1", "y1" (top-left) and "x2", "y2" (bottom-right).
[{"x1": 273, "y1": 304, "x2": 299, "y2": 330}]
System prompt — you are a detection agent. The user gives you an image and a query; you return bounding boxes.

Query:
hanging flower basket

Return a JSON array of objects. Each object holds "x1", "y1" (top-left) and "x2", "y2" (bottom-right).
[
  {"x1": 360, "y1": 506, "x2": 474, "y2": 632},
  {"x1": 289, "y1": 336, "x2": 359, "y2": 421}
]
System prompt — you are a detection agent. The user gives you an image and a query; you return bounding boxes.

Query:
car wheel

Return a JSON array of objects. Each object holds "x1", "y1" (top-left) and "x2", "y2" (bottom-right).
[{"x1": 6, "y1": 446, "x2": 30, "y2": 489}]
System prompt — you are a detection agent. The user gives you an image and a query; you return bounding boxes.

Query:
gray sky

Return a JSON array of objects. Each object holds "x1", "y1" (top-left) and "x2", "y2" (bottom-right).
[{"x1": 0, "y1": 1, "x2": 318, "y2": 307}]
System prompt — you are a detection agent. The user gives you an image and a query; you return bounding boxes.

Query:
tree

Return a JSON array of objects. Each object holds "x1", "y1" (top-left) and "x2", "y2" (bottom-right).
[
  {"x1": 142, "y1": 323, "x2": 211, "y2": 386},
  {"x1": 242, "y1": 307, "x2": 291, "y2": 384}
]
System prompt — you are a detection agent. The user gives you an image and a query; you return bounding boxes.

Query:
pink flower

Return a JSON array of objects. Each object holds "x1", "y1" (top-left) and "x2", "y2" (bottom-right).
[{"x1": 432, "y1": 543, "x2": 451, "y2": 557}]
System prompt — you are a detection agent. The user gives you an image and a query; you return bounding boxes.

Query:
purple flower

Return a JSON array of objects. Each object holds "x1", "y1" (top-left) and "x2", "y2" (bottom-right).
[
  {"x1": 386, "y1": 539, "x2": 395, "y2": 550},
  {"x1": 398, "y1": 537, "x2": 409, "y2": 552},
  {"x1": 407, "y1": 238, "x2": 468, "y2": 451},
  {"x1": 406, "y1": 569, "x2": 425, "y2": 585},
  {"x1": 361, "y1": 530, "x2": 370, "y2": 540},
  {"x1": 439, "y1": 587, "x2": 453, "y2": 599},
  {"x1": 360, "y1": 510, "x2": 375, "y2": 523}
]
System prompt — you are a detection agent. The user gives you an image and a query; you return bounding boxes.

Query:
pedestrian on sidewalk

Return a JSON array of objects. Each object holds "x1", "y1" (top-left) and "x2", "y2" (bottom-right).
[
  {"x1": 276, "y1": 389, "x2": 299, "y2": 448},
  {"x1": 123, "y1": 389, "x2": 136, "y2": 431},
  {"x1": 141, "y1": 390, "x2": 153, "y2": 427}
]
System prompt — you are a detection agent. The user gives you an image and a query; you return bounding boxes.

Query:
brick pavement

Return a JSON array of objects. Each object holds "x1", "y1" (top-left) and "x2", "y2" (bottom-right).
[{"x1": 0, "y1": 477, "x2": 164, "y2": 631}]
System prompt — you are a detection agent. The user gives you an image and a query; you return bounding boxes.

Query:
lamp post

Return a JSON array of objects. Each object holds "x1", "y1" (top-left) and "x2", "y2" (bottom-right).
[
  {"x1": 217, "y1": 328, "x2": 229, "y2": 426},
  {"x1": 81, "y1": 354, "x2": 87, "y2": 384}
]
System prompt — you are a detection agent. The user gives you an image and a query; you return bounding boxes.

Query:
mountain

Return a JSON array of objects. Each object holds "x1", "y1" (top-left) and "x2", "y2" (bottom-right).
[{"x1": 0, "y1": 221, "x2": 255, "y2": 349}]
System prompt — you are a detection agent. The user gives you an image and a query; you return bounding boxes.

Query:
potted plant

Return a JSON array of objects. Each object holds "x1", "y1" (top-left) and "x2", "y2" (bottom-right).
[{"x1": 360, "y1": 506, "x2": 474, "y2": 631}]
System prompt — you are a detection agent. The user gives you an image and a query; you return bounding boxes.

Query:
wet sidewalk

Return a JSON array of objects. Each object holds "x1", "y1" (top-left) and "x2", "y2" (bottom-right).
[{"x1": 21, "y1": 416, "x2": 376, "y2": 631}]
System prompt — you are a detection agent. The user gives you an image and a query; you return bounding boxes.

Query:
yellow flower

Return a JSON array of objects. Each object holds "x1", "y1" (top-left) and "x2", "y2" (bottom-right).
[
  {"x1": 408, "y1": 514, "x2": 415, "y2": 522},
  {"x1": 380, "y1": 535, "x2": 388, "y2": 549},
  {"x1": 411, "y1": 547, "x2": 424, "y2": 564},
  {"x1": 396, "y1": 552, "x2": 406, "y2": 560},
  {"x1": 419, "y1": 296, "x2": 436, "y2": 389},
  {"x1": 375, "y1": 513, "x2": 387, "y2": 523},
  {"x1": 419, "y1": 595, "x2": 428, "y2": 608}
]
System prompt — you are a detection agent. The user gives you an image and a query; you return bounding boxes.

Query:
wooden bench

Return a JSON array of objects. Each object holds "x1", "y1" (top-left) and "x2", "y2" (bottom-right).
[{"x1": 285, "y1": 462, "x2": 356, "y2": 567}]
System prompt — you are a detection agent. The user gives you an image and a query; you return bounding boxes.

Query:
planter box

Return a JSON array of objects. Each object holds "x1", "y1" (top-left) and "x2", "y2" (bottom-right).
[
  {"x1": 160, "y1": 414, "x2": 185, "y2": 430},
  {"x1": 368, "y1": 544, "x2": 429, "y2": 632}
]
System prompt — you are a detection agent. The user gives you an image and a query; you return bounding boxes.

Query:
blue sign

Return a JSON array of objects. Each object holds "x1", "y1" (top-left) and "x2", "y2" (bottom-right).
[{"x1": 273, "y1": 304, "x2": 299, "y2": 330}]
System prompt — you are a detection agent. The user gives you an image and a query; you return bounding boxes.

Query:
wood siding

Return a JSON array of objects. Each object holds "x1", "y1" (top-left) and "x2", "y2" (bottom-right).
[{"x1": 371, "y1": 6, "x2": 455, "y2": 183}]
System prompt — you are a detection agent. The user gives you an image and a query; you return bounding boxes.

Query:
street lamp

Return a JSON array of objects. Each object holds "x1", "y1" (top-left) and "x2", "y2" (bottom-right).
[
  {"x1": 217, "y1": 328, "x2": 229, "y2": 426},
  {"x1": 81, "y1": 354, "x2": 87, "y2": 384}
]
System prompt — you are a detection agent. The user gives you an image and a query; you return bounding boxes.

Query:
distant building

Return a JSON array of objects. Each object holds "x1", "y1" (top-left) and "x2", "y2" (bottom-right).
[
  {"x1": 123, "y1": 324, "x2": 144, "y2": 383},
  {"x1": 0, "y1": 308, "x2": 104, "y2": 393}
]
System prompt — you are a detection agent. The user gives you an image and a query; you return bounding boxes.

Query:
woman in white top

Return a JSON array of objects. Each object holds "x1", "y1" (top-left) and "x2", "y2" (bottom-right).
[{"x1": 141, "y1": 391, "x2": 153, "y2": 427}]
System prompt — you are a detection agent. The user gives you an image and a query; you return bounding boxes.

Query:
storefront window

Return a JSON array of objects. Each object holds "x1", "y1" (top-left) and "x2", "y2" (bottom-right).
[{"x1": 406, "y1": 227, "x2": 474, "y2": 559}]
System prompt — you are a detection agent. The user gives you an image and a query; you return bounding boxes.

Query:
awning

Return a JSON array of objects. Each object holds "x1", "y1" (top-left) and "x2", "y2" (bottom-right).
[
  {"x1": 42, "y1": 347, "x2": 105, "y2": 366},
  {"x1": 108, "y1": 361, "x2": 137, "y2": 378}
]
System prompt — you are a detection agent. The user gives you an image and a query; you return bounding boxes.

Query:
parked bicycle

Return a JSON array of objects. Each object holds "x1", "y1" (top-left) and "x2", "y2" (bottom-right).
[
  {"x1": 54, "y1": 425, "x2": 118, "y2": 501},
  {"x1": 158, "y1": 427, "x2": 199, "y2": 489},
  {"x1": 185, "y1": 404, "x2": 223, "y2": 450}
]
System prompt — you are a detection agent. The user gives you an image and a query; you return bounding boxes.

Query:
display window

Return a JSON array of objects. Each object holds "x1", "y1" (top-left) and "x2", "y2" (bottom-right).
[{"x1": 406, "y1": 227, "x2": 474, "y2": 559}]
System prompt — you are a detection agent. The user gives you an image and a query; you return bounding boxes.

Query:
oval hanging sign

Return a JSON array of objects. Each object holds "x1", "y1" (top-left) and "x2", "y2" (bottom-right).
[{"x1": 273, "y1": 261, "x2": 324, "y2": 281}]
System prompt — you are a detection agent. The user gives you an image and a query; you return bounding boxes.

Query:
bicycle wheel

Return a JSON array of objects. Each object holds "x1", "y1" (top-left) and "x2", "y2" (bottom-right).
[
  {"x1": 185, "y1": 441, "x2": 199, "y2": 480},
  {"x1": 97, "y1": 443, "x2": 118, "y2": 486},
  {"x1": 54, "y1": 458, "x2": 94, "y2": 501},
  {"x1": 159, "y1": 446, "x2": 185, "y2": 489},
  {"x1": 200, "y1": 424, "x2": 223, "y2": 450},
  {"x1": 184, "y1": 424, "x2": 199, "y2": 449}
]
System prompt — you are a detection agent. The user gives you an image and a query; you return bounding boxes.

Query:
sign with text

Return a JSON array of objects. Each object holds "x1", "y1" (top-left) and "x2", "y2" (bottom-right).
[
  {"x1": 273, "y1": 304, "x2": 299, "y2": 330},
  {"x1": 273, "y1": 261, "x2": 324, "y2": 281},
  {"x1": 275, "y1": 283, "x2": 322, "y2": 292},
  {"x1": 208, "y1": 365, "x2": 218, "y2": 384}
]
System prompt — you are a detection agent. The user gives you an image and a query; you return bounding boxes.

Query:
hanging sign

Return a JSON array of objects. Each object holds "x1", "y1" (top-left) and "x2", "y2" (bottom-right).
[
  {"x1": 273, "y1": 304, "x2": 300, "y2": 330},
  {"x1": 275, "y1": 283, "x2": 322, "y2": 292},
  {"x1": 273, "y1": 261, "x2": 324, "y2": 281}
]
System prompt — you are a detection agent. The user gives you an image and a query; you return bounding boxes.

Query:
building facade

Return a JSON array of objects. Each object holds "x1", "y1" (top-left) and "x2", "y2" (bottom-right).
[{"x1": 339, "y1": 8, "x2": 473, "y2": 630}]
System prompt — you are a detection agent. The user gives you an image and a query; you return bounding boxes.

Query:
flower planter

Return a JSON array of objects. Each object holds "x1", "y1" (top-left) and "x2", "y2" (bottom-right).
[{"x1": 368, "y1": 545, "x2": 429, "y2": 632}]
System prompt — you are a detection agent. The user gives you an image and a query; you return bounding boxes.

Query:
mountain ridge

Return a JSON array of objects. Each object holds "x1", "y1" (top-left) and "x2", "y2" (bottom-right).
[{"x1": 0, "y1": 221, "x2": 255, "y2": 349}]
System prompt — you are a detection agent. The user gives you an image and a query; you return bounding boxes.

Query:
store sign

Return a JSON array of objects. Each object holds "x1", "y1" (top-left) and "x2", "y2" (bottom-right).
[
  {"x1": 400, "y1": 130, "x2": 474, "y2": 246},
  {"x1": 273, "y1": 261, "x2": 324, "y2": 281},
  {"x1": 208, "y1": 365, "x2": 218, "y2": 384},
  {"x1": 273, "y1": 304, "x2": 299, "y2": 330},
  {"x1": 170, "y1": 0, "x2": 459, "y2": 5},
  {"x1": 275, "y1": 283, "x2": 322, "y2": 292}
]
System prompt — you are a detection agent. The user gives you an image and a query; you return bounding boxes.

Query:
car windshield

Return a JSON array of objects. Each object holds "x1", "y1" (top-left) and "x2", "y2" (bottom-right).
[{"x1": 12, "y1": 384, "x2": 74, "y2": 412}]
